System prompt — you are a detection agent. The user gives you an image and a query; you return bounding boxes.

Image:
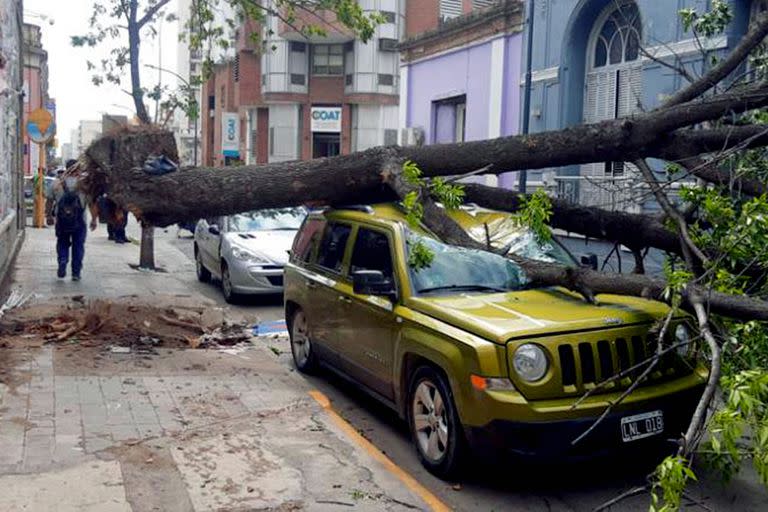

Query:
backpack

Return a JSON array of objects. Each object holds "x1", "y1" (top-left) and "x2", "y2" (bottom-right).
[{"x1": 56, "y1": 180, "x2": 84, "y2": 234}]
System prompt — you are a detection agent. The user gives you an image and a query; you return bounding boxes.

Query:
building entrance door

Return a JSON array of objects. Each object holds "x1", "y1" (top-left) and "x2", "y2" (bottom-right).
[{"x1": 312, "y1": 133, "x2": 340, "y2": 158}]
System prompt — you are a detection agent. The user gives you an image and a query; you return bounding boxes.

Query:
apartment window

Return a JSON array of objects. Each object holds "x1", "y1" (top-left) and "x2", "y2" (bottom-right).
[
  {"x1": 379, "y1": 38, "x2": 398, "y2": 52},
  {"x1": 380, "y1": 11, "x2": 396, "y2": 24},
  {"x1": 290, "y1": 41, "x2": 307, "y2": 52},
  {"x1": 345, "y1": 74, "x2": 353, "y2": 86},
  {"x1": 472, "y1": 0, "x2": 496, "y2": 9},
  {"x1": 433, "y1": 95, "x2": 466, "y2": 144},
  {"x1": 440, "y1": 0, "x2": 462, "y2": 21},
  {"x1": 378, "y1": 73, "x2": 394, "y2": 86},
  {"x1": 291, "y1": 74, "x2": 306, "y2": 85},
  {"x1": 208, "y1": 95, "x2": 215, "y2": 110},
  {"x1": 261, "y1": 74, "x2": 266, "y2": 86},
  {"x1": 233, "y1": 54, "x2": 240, "y2": 82},
  {"x1": 312, "y1": 44, "x2": 344, "y2": 75}
]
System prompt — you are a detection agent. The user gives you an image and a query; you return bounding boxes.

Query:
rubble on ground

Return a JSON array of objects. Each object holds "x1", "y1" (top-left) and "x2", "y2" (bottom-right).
[{"x1": 0, "y1": 296, "x2": 253, "y2": 350}]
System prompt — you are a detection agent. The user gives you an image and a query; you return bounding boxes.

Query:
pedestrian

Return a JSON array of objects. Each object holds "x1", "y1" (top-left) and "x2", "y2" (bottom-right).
[
  {"x1": 98, "y1": 193, "x2": 129, "y2": 244},
  {"x1": 52, "y1": 159, "x2": 96, "y2": 280}
]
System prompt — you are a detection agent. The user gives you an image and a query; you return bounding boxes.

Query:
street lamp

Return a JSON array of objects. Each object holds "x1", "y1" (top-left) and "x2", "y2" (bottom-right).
[{"x1": 144, "y1": 64, "x2": 199, "y2": 166}]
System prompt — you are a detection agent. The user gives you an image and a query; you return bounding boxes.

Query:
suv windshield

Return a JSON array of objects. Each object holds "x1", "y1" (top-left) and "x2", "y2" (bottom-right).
[
  {"x1": 407, "y1": 233, "x2": 528, "y2": 295},
  {"x1": 228, "y1": 208, "x2": 305, "y2": 232}
]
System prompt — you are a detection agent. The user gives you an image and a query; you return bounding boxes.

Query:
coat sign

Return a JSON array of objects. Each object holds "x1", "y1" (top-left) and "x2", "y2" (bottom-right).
[
  {"x1": 311, "y1": 107, "x2": 342, "y2": 133},
  {"x1": 221, "y1": 112, "x2": 239, "y2": 157}
]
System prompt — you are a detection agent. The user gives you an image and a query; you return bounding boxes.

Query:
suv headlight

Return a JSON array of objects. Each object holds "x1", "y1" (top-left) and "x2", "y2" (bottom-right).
[
  {"x1": 513, "y1": 343, "x2": 548, "y2": 382},
  {"x1": 674, "y1": 324, "x2": 691, "y2": 357},
  {"x1": 231, "y1": 246, "x2": 271, "y2": 264}
]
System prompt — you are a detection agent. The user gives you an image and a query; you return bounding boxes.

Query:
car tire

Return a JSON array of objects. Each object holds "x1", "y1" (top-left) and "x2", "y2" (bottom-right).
[
  {"x1": 289, "y1": 309, "x2": 318, "y2": 373},
  {"x1": 408, "y1": 365, "x2": 468, "y2": 480},
  {"x1": 221, "y1": 261, "x2": 239, "y2": 304},
  {"x1": 195, "y1": 246, "x2": 211, "y2": 283}
]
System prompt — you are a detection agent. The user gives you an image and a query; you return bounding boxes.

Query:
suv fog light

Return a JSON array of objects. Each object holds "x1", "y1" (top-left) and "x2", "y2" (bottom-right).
[
  {"x1": 513, "y1": 344, "x2": 548, "y2": 382},
  {"x1": 470, "y1": 375, "x2": 515, "y2": 391},
  {"x1": 675, "y1": 324, "x2": 692, "y2": 357}
]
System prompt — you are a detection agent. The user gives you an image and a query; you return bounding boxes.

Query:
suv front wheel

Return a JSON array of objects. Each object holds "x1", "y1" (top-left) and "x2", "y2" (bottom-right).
[
  {"x1": 408, "y1": 366, "x2": 467, "y2": 479},
  {"x1": 289, "y1": 309, "x2": 318, "y2": 373}
]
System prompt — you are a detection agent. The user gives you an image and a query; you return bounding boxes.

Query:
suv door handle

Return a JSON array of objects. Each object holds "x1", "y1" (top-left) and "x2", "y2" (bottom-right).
[
  {"x1": 305, "y1": 280, "x2": 317, "y2": 289},
  {"x1": 338, "y1": 295, "x2": 352, "y2": 304}
]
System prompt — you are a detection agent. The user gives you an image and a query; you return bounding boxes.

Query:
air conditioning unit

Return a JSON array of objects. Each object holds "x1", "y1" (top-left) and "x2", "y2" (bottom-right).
[{"x1": 401, "y1": 127, "x2": 424, "y2": 147}]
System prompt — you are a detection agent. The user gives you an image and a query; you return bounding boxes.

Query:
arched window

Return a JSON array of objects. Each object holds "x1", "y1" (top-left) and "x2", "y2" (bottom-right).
[
  {"x1": 592, "y1": 2, "x2": 642, "y2": 68},
  {"x1": 581, "y1": 1, "x2": 644, "y2": 211}
]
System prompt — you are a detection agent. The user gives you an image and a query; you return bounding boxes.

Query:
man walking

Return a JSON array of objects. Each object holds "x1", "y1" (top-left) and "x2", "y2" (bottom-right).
[{"x1": 52, "y1": 159, "x2": 96, "y2": 280}]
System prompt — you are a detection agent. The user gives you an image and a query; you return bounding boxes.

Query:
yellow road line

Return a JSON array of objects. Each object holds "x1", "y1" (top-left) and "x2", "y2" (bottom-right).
[{"x1": 308, "y1": 389, "x2": 452, "y2": 512}]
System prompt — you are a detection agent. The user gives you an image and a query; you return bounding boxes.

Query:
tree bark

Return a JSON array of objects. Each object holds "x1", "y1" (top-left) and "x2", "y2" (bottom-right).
[{"x1": 128, "y1": 1, "x2": 151, "y2": 125}]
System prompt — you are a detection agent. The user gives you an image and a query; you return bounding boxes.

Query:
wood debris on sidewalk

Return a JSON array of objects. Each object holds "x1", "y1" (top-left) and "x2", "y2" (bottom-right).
[{"x1": 0, "y1": 296, "x2": 253, "y2": 350}]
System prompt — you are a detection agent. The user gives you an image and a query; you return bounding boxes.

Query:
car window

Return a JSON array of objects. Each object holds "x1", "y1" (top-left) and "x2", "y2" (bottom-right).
[
  {"x1": 407, "y1": 231, "x2": 527, "y2": 294},
  {"x1": 350, "y1": 228, "x2": 394, "y2": 281},
  {"x1": 316, "y1": 223, "x2": 352, "y2": 273},
  {"x1": 228, "y1": 207, "x2": 306, "y2": 232},
  {"x1": 292, "y1": 217, "x2": 326, "y2": 264}
]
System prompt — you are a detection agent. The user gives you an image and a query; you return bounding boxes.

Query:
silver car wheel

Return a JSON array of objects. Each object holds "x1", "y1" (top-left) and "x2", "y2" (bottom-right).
[
  {"x1": 222, "y1": 265, "x2": 233, "y2": 298},
  {"x1": 412, "y1": 380, "x2": 448, "y2": 463},
  {"x1": 290, "y1": 311, "x2": 311, "y2": 368}
]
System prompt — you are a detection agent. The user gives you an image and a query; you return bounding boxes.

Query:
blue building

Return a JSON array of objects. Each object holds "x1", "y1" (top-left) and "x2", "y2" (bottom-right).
[{"x1": 521, "y1": 0, "x2": 766, "y2": 212}]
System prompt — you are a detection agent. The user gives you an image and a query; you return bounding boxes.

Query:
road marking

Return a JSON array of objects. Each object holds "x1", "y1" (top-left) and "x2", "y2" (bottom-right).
[{"x1": 308, "y1": 390, "x2": 451, "y2": 512}]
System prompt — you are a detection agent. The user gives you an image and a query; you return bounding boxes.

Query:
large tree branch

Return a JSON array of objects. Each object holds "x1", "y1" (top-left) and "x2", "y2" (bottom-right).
[
  {"x1": 460, "y1": 183, "x2": 682, "y2": 254},
  {"x1": 664, "y1": 12, "x2": 768, "y2": 107},
  {"x1": 137, "y1": 0, "x2": 172, "y2": 28}
]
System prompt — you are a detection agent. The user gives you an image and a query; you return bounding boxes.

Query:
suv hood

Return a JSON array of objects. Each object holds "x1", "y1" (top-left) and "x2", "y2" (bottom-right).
[
  {"x1": 226, "y1": 230, "x2": 297, "y2": 265},
  {"x1": 408, "y1": 288, "x2": 670, "y2": 344}
]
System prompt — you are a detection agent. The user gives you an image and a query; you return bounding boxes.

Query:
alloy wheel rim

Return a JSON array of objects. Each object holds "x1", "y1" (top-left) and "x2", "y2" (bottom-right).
[
  {"x1": 291, "y1": 313, "x2": 311, "y2": 366},
  {"x1": 412, "y1": 381, "x2": 448, "y2": 462}
]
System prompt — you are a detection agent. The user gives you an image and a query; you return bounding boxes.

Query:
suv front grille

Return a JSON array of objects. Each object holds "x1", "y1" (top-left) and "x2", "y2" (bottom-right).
[
  {"x1": 508, "y1": 326, "x2": 692, "y2": 400},
  {"x1": 556, "y1": 335, "x2": 680, "y2": 394}
]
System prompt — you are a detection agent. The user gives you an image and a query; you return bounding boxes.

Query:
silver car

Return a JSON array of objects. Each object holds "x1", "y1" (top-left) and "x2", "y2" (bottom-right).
[{"x1": 194, "y1": 208, "x2": 306, "y2": 302}]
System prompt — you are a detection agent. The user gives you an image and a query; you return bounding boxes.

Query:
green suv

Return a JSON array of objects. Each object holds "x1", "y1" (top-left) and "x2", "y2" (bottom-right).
[{"x1": 284, "y1": 204, "x2": 706, "y2": 478}]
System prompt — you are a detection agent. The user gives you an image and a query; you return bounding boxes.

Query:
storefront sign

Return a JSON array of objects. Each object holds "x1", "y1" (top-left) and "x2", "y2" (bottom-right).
[
  {"x1": 221, "y1": 112, "x2": 239, "y2": 157},
  {"x1": 311, "y1": 107, "x2": 342, "y2": 133}
]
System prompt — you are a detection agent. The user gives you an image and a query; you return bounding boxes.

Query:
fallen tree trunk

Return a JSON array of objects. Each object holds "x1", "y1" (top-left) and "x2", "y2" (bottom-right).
[
  {"x1": 85, "y1": 87, "x2": 768, "y2": 227},
  {"x1": 461, "y1": 183, "x2": 682, "y2": 255}
]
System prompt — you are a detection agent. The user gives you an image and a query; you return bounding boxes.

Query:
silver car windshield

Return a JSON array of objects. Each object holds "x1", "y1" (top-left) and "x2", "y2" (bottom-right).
[
  {"x1": 407, "y1": 232, "x2": 528, "y2": 295},
  {"x1": 228, "y1": 208, "x2": 306, "y2": 232}
]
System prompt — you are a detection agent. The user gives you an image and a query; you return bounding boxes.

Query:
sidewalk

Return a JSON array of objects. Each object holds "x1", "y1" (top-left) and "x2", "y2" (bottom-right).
[{"x1": 0, "y1": 223, "x2": 435, "y2": 511}]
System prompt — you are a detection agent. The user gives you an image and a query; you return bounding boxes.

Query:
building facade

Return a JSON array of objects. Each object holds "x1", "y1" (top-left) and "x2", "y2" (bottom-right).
[
  {"x1": 522, "y1": 0, "x2": 767, "y2": 211},
  {"x1": 22, "y1": 22, "x2": 49, "y2": 177},
  {"x1": 0, "y1": 0, "x2": 25, "y2": 286},
  {"x1": 399, "y1": 0, "x2": 523, "y2": 187},
  {"x1": 73, "y1": 120, "x2": 102, "y2": 158},
  {"x1": 200, "y1": 0, "x2": 403, "y2": 167}
]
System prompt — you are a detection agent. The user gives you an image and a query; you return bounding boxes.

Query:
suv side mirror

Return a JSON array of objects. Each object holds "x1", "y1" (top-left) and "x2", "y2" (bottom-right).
[
  {"x1": 352, "y1": 270, "x2": 396, "y2": 299},
  {"x1": 208, "y1": 224, "x2": 221, "y2": 236},
  {"x1": 580, "y1": 253, "x2": 598, "y2": 271}
]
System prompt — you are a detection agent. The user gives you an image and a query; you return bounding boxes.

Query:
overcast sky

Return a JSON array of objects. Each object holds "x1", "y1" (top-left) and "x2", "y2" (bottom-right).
[{"x1": 24, "y1": 0, "x2": 181, "y2": 148}]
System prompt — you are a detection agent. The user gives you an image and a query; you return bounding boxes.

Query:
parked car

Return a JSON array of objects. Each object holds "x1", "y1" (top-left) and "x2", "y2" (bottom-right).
[
  {"x1": 194, "y1": 207, "x2": 306, "y2": 302},
  {"x1": 284, "y1": 203, "x2": 706, "y2": 478}
]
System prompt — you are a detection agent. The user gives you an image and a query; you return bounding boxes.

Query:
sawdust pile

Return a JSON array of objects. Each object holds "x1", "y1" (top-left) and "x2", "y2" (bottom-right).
[{"x1": 0, "y1": 297, "x2": 251, "y2": 349}]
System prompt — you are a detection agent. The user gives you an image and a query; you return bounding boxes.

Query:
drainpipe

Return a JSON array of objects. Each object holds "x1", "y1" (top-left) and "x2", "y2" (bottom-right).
[{"x1": 518, "y1": 0, "x2": 534, "y2": 194}]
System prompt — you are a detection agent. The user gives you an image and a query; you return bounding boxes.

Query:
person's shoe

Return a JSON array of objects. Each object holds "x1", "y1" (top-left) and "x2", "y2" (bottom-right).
[
  {"x1": 72, "y1": 274, "x2": 81, "y2": 282},
  {"x1": 108, "y1": 235, "x2": 115, "y2": 241},
  {"x1": 57, "y1": 266, "x2": 66, "y2": 279}
]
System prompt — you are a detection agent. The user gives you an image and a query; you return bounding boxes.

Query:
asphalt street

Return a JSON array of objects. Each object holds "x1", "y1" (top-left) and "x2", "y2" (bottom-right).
[{"x1": 168, "y1": 226, "x2": 768, "y2": 512}]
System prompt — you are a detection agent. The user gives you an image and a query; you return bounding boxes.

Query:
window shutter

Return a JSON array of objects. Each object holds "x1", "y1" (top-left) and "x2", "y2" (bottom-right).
[
  {"x1": 617, "y1": 66, "x2": 642, "y2": 118},
  {"x1": 440, "y1": 0, "x2": 462, "y2": 21}
]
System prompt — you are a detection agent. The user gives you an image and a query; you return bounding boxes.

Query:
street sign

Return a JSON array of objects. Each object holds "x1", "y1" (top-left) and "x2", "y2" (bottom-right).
[{"x1": 27, "y1": 107, "x2": 55, "y2": 144}]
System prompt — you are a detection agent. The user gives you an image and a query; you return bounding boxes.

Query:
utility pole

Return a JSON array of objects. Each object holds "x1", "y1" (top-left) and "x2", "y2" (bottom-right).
[{"x1": 519, "y1": 0, "x2": 535, "y2": 194}]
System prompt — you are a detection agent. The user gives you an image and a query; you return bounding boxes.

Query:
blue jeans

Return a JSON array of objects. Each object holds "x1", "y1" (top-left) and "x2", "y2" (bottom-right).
[{"x1": 57, "y1": 224, "x2": 87, "y2": 276}]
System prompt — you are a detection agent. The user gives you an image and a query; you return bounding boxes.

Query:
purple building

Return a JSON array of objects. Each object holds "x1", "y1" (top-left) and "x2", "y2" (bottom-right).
[{"x1": 399, "y1": 1, "x2": 524, "y2": 188}]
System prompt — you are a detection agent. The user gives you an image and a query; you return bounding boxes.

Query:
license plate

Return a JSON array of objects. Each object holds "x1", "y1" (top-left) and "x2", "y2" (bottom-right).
[{"x1": 620, "y1": 410, "x2": 664, "y2": 442}]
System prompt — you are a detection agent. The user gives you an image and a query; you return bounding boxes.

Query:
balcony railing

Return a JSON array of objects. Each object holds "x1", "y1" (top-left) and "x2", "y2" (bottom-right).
[{"x1": 552, "y1": 175, "x2": 648, "y2": 214}]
